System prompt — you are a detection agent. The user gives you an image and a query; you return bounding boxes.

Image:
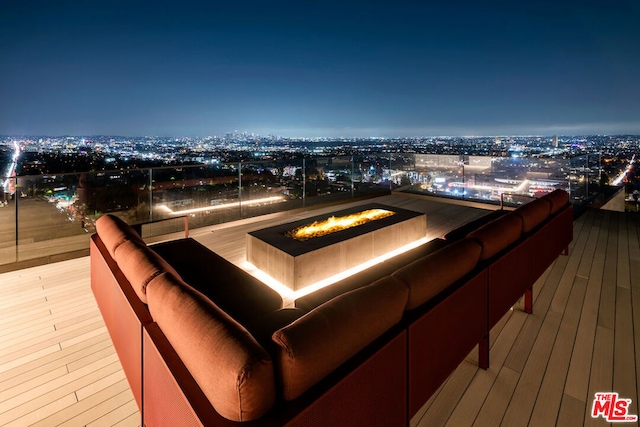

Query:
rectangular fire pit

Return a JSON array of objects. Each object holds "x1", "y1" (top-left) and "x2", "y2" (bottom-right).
[{"x1": 246, "y1": 204, "x2": 427, "y2": 291}]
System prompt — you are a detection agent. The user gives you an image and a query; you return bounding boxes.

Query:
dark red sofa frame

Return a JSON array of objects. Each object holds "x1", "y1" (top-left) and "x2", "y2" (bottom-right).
[{"x1": 90, "y1": 193, "x2": 573, "y2": 426}]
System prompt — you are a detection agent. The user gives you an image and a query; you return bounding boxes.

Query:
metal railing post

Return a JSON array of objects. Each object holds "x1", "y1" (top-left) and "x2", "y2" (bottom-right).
[
  {"x1": 585, "y1": 155, "x2": 589, "y2": 198},
  {"x1": 462, "y1": 159, "x2": 465, "y2": 200},
  {"x1": 351, "y1": 156, "x2": 354, "y2": 198},
  {"x1": 238, "y1": 161, "x2": 242, "y2": 218},
  {"x1": 149, "y1": 168, "x2": 153, "y2": 222},
  {"x1": 389, "y1": 154, "x2": 392, "y2": 190},
  {"x1": 15, "y1": 176, "x2": 19, "y2": 257},
  {"x1": 599, "y1": 151, "x2": 602, "y2": 187}
]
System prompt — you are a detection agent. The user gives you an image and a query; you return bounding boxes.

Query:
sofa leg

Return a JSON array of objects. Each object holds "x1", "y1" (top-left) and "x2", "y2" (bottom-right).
[
  {"x1": 479, "y1": 335, "x2": 489, "y2": 370},
  {"x1": 524, "y1": 288, "x2": 533, "y2": 314},
  {"x1": 562, "y1": 245, "x2": 569, "y2": 256}
]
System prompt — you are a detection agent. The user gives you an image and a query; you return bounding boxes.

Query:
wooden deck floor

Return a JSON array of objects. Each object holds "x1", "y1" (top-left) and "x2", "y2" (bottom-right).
[
  {"x1": 0, "y1": 194, "x2": 637, "y2": 426},
  {"x1": 412, "y1": 207, "x2": 640, "y2": 427}
]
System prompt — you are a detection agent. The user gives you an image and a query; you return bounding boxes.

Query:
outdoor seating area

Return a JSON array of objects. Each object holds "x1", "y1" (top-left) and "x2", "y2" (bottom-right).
[{"x1": 90, "y1": 191, "x2": 572, "y2": 425}]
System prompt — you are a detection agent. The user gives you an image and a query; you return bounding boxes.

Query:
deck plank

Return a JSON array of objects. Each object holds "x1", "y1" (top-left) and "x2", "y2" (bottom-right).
[
  {"x1": 528, "y1": 275, "x2": 588, "y2": 426},
  {"x1": 414, "y1": 362, "x2": 478, "y2": 427},
  {"x1": 29, "y1": 380, "x2": 135, "y2": 427},
  {"x1": 556, "y1": 393, "x2": 587, "y2": 427},
  {"x1": 86, "y1": 396, "x2": 140, "y2": 427},
  {"x1": 564, "y1": 211, "x2": 607, "y2": 402},
  {"x1": 443, "y1": 311, "x2": 528, "y2": 426},
  {"x1": 629, "y1": 211, "x2": 640, "y2": 417},
  {"x1": 472, "y1": 367, "x2": 520, "y2": 427},
  {"x1": 0, "y1": 337, "x2": 113, "y2": 393},
  {"x1": 0, "y1": 333, "x2": 111, "y2": 383},
  {"x1": 617, "y1": 213, "x2": 631, "y2": 290},
  {"x1": 613, "y1": 286, "x2": 638, "y2": 419},
  {"x1": 583, "y1": 326, "x2": 615, "y2": 427},
  {"x1": 499, "y1": 310, "x2": 563, "y2": 427},
  {"x1": 597, "y1": 211, "x2": 618, "y2": 331},
  {"x1": 0, "y1": 355, "x2": 121, "y2": 416},
  {"x1": 503, "y1": 255, "x2": 568, "y2": 374}
]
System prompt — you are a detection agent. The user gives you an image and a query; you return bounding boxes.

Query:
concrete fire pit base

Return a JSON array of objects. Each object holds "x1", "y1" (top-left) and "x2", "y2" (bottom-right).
[{"x1": 246, "y1": 204, "x2": 427, "y2": 291}]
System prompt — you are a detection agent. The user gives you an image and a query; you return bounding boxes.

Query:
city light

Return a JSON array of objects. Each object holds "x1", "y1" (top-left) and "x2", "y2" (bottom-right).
[
  {"x1": 0, "y1": 133, "x2": 638, "y2": 218},
  {"x1": 612, "y1": 154, "x2": 636, "y2": 186},
  {"x1": 2, "y1": 140, "x2": 20, "y2": 194}
]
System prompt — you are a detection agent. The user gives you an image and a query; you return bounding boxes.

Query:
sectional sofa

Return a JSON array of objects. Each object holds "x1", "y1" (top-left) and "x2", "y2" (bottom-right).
[{"x1": 90, "y1": 189, "x2": 572, "y2": 426}]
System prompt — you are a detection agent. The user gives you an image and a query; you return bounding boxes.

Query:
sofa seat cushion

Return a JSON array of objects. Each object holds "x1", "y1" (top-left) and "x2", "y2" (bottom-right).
[
  {"x1": 443, "y1": 210, "x2": 508, "y2": 241},
  {"x1": 96, "y1": 214, "x2": 145, "y2": 259},
  {"x1": 543, "y1": 189, "x2": 569, "y2": 214},
  {"x1": 272, "y1": 276, "x2": 408, "y2": 401},
  {"x1": 146, "y1": 272, "x2": 276, "y2": 422},
  {"x1": 151, "y1": 238, "x2": 283, "y2": 325},
  {"x1": 514, "y1": 198, "x2": 551, "y2": 233},
  {"x1": 467, "y1": 212, "x2": 523, "y2": 261},
  {"x1": 114, "y1": 240, "x2": 182, "y2": 304},
  {"x1": 393, "y1": 238, "x2": 482, "y2": 311}
]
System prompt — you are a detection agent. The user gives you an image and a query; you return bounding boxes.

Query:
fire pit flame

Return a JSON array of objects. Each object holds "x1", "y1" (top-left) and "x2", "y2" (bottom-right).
[{"x1": 286, "y1": 208, "x2": 395, "y2": 241}]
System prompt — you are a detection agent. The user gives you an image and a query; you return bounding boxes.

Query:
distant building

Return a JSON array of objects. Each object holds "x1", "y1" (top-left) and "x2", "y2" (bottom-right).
[{"x1": 553, "y1": 135, "x2": 558, "y2": 148}]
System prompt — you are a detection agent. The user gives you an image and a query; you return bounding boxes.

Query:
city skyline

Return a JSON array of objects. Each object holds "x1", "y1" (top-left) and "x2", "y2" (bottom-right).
[{"x1": 1, "y1": 1, "x2": 639, "y2": 138}]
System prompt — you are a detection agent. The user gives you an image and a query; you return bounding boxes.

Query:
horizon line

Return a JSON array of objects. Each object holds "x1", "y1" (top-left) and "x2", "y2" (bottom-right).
[{"x1": 1, "y1": 132, "x2": 640, "y2": 140}]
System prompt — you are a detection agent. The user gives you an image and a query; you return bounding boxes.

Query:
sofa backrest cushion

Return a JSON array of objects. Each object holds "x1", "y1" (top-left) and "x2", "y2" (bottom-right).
[
  {"x1": 114, "y1": 240, "x2": 182, "y2": 304},
  {"x1": 95, "y1": 214, "x2": 145, "y2": 259},
  {"x1": 514, "y1": 198, "x2": 551, "y2": 233},
  {"x1": 272, "y1": 275, "x2": 408, "y2": 401},
  {"x1": 146, "y1": 272, "x2": 276, "y2": 422},
  {"x1": 392, "y1": 238, "x2": 482, "y2": 311},
  {"x1": 543, "y1": 189, "x2": 569, "y2": 214},
  {"x1": 467, "y1": 212, "x2": 523, "y2": 261}
]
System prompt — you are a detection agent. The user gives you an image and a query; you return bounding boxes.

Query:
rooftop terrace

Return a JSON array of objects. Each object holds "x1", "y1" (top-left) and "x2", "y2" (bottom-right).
[{"x1": 0, "y1": 194, "x2": 637, "y2": 426}]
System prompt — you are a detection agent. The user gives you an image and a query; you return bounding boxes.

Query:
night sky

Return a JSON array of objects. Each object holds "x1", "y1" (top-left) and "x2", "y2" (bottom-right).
[{"x1": 1, "y1": 1, "x2": 639, "y2": 137}]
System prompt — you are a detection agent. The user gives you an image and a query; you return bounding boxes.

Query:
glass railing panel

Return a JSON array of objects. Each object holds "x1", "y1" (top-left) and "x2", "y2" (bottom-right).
[
  {"x1": 402, "y1": 154, "x2": 466, "y2": 198},
  {"x1": 6, "y1": 169, "x2": 157, "y2": 264},
  {"x1": 458, "y1": 155, "x2": 493, "y2": 200},
  {"x1": 0, "y1": 152, "x2": 600, "y2": 269},
  {"x1": 309, "y1": 156, "x2": 358, "y2": 205},
  {"x1": 237, "y1": 160, "x2": 303, "y2": 218},
  {"x1": 495, "y1": 155, "x2": 573, "y2": 208},
  {"x1": 139, "y1": 216, "x2": 190, "y2": 241},
  {"x1": 352, "y1": 153, "x2": 396, "y2": 193},
  {"x1": 499, "y1": 193, "x2": 537, "y2": 207},
  {"x1": 388, "y1": 152, "x2": 415, "y2": 189},
  {"x1": 83, "y1": 168, "x2": 152, "y2": 226},
  {"x1": 149, "y1": 164, "x2": 244, "y2": 228},
  {"x1": 10, "y1": 173, "x2": 88, "y2": 263},
  {"x1": 301, "y1": 156, "x2": 385, "y2": 206},
  {"x1": 487, "y1": 156, "x2": 571, "y2": 198},
  {"x1": 345, "y1": 153, "x2": 390, "y2": 197},
  {"x1": 399, "y1": 154, "x2": 573, "y2": 205},
  {"x1": 568, "y1": 155, "x2": 591, "y2": 205},
  {"x1": 586, "y1": 153, "x2": 603, "y2": 200}
]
